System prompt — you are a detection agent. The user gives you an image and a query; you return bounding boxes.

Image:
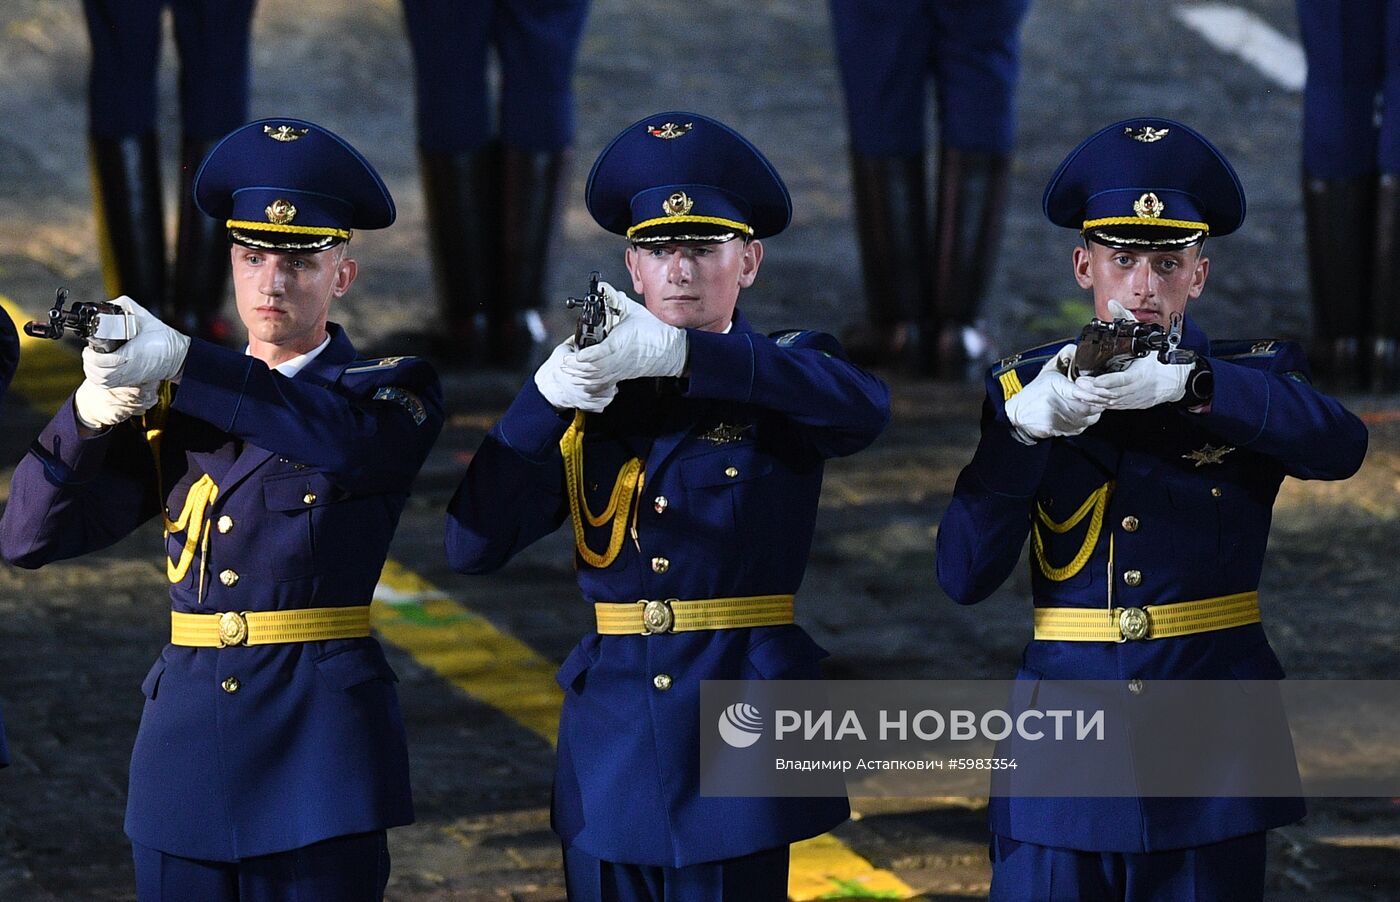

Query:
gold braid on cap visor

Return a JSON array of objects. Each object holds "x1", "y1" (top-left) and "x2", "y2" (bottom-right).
[
  {"x1": 226, "y1": 219, "x2": 353, "y2": 240},
  {"x1": 626, "y1": 214, "x2": 754, "y2": 240},
  {"x1": 1081, "y1": 215, "x2": 1209, "y2": 233}
]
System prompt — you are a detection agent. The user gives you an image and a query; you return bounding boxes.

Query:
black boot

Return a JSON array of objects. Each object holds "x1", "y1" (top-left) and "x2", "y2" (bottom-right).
[
  {"x1": 89, "y1": 132, "x2": 165, "y2": 310},
  {"x1": 1302, "y1": 175, "x2": 1374, "y2": 391},
  {"x1": 929, "y1": 146, "x2": 1011, "y2": 382},
  {"x1": 171, "y1": 138, "x2": 233, "y2": 342},
  {"x1": 495, "y1": 147, "x2": 566, "y2": 372},
  {"x1": 844, "y1": 153, "x2": 927, "y2": 373},
  {"x1": 419, "y1": 144, "x2": 498, "y2": 366},
  {"x1": 1372, "y1": 173, "x2": 1400, "y2": 392}
]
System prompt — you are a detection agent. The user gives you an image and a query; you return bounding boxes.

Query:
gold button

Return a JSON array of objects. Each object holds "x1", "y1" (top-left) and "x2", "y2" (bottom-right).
[
  {"x1": 219, "y1": 569, "x2": 239, "y2": 587},
  {"x1": 1210, "y1": 487, "x2": 1222, "y2": 498},
  {"x1": 216, "y1": 515, "x2": 234, "y2": 534},
  {"x1": 1123, "y1": 569, "x2": 1142, "y2": 587},
  {"x1": 654, "y1": 496, "x2": 668, "y2": 514},
  {"x1": 651, "y1": 557, "x2": 670, "y2": 574},
  {"x1": 1128, "y1": 678, "x2": 1145, "y2": 696},
  {"x1": 653, "y1": 673, "x2": 673, "y2": 691},
  {"x1": 724, "y1": 466, "x2": 739, "y2": 478},
  {"x1": 221, "y1": 677, "x2": 240, "y2": 694},
  {"x1": 303, "y1": 492, "x2": 317, "y2": 505},
  {"x1": 1121, "y1": 515, "x2": 1139, "y2": 533}
]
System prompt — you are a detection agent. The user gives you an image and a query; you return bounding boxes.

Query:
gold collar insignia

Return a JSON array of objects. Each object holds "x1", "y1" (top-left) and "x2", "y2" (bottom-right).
[
  {"x1": 1181, "y1": 444, "x2": 1235, "y2": 467},
  {"x1": 700, "y1": 422, "x2": 751, "y2": 445}
]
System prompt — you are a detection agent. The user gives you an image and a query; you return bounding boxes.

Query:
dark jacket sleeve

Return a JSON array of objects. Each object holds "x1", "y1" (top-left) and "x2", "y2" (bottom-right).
[
  {"x1": 444, "y1": 380, "x2": 570, "y2": 574},
  {"x1": 683, "y1": 329, "x2": 891, "y2": 459},
  {"x1": 0, "y1": 396, "x2": 160, "y2": 568},
  {"x1": 935, "y1": 368, "x2": 1052, "y2": 606},
  {"x1": 1196, "y1": 343, "x2": 1367, "y2": 480},
  {"x1": 171, "y1": 339, "x2": 444, "y2": 494}
]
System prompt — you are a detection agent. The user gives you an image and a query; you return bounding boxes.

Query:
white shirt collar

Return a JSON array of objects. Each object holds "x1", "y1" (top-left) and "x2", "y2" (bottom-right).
[{"x1": 246, "y1": 333, "x2": 333, "y2": 378}]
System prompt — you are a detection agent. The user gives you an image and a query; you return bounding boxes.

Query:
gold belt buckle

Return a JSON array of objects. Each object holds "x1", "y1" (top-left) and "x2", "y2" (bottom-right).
[
  {"x1": 218, "y1": 611, "x2": 250, "y2": 647},
  {"x1": 1115, "y1": 606, "x2": 1151, "y2": 642},
  {"x1": 640, "y1": 599, "x2": 678, "y2": 635}
]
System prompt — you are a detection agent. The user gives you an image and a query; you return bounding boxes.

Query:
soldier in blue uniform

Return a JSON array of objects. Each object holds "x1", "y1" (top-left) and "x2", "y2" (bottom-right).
[
  {"x1": 0, "y1": 312, "x2": 17, "y2": 769},
  {"x1": 936, "y1": 118, "x2": 1369, "y2": 900},
  {"x1": 444, "y1": 111, "x2": 891, "y2": 901},
  {"x1": 83, "y1": 0, "x2": 258, "y2": 341},
  {"x1": 828, "y1": 0, "x2": 1031, "y2": 378},
  {"x1": 1296, "y1": 0, "x2": 1400, "y2": 390},
  {"x1": 400, "y1": 0, "x2": 591, "y2": 367},
  {"x1": 0, "y1": 119, "x2": 443, "y2": 900}
]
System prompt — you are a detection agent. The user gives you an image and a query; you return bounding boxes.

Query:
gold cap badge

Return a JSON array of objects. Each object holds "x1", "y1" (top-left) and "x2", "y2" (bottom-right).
[
  {"x1": 1125, "y1": 125, "x2": 1170, "y2": 143},
  {"x1": 646, "y1": 122, "x2": 694, "y2": 140},
  {"x1": 662, "y1": 191, "x2": 694, "y2": 217},
  {"x1": 264, "y1": 124, "x2": 310, "y2": 142},
  {"x1": 1133, "y1": 192, "x2": 1164, "y2": 219},
  {"x1": 265, "y1": 198, "x2": 297, "y2": 224}
]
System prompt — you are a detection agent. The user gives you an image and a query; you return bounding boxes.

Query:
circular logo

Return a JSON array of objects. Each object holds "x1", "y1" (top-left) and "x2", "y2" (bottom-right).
[{"x1": 717, "y1": 702, "x2": 764, "y2": 748}]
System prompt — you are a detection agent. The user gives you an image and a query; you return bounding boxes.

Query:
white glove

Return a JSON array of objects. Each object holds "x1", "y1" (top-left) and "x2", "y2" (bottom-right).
[
  {"x1": 535, "y1": 339, "x2": 617, "y2": 413},
  {"x1": 1071, "y1": 354, "x2": 1190, "y2": 410},
  {"x1": 1004, "y1": 344, "x2": 1106, "y2": 444},
  {"x1": 73, "y1": 379, "x2": 160, "y2": 429},
  {"x1": 82, "y1": 296, "x2": 191, "y2": 389},
  {"x1": 565, "y1": 283, "x2": 688, "y2": 384}
]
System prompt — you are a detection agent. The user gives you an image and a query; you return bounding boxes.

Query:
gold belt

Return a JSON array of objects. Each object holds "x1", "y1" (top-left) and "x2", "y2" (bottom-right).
[
  {"x1": 1033, "y1": 591, "x2": 1260, "y2": 642},
  {"x1": 594, "y1": 594, "x2": 795, "y2": 635},
  {"x1": 170, "y1": 606, "x2": 372, "y2": 647}
]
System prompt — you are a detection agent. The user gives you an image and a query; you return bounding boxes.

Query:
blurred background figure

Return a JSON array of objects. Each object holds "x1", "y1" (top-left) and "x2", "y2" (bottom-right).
[
  {"x1": 401, "y1": 0, "x2": 591, "y2": 370},
  {"x1": 82, "y1": 0, "x2": 257, "y2": 342},
  {"x1": 1297, "y1": 0, "x2": 1400, "y2": 392},
  {"x1": 829, "y1": 0, "x2": 1031, "y2": 380}
]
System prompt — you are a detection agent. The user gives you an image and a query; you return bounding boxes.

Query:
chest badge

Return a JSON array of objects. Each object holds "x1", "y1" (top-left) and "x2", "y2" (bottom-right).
[
  {"x1": 700, "y1": 422, "x2": 751, "y2": 445},
  {"x1": 1182, "y1": 444, "x2": 1235, "y2": 467}
]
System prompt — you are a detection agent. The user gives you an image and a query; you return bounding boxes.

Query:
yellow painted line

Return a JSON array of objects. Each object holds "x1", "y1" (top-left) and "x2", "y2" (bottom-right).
[
  {"x1": 789, "y1": 833, "x2": 921, "y2": 900},
  {"x1": 371, "y1": 559, "x2": 565, "y2": 745},
  {"x1": 1, "y1": 293, "x2": 926, "y2": 900},
  {"x1": 2, "y1": 294, "x2": 83, "y2": 411}
]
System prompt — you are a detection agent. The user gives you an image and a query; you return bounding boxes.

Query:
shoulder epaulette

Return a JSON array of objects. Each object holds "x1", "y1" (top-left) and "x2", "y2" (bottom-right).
[
  {"x1": 991, "y1": 337, "x2": 1075, "y2": 376},
  {"x1": 991, "y1": 337, "x2": 1073, "y2": 401},
  {"x1": 1211, "y1": 339, "x2": 1284, "y2": 361},
  {"x1": 343, "y1": 355, "x2": 419, "y2": 375}
]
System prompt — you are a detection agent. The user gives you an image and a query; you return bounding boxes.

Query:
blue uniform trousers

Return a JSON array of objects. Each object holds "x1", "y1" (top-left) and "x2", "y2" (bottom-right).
[
  {"x1": 563, "y1": 844, "x2": 789, "y2": 902},
  {"x1": 133, "y1": 830, "x2": 390, "y2": 901},
  {"x1": 82, "y1": 0, "x2": 256, "y2": 139},
  {"x1": 401, "y1": 0, "x2": 591, "y2": 152},
  {"x1": 1298, "y1": 0, "x2": 1400, "y2": 176},
  {"x1": 829, "y1": 0, "x2": 1030, "y2": 156},
  {"x1": 989, "y1": 832, "x2": 1266, "y2": 902}
]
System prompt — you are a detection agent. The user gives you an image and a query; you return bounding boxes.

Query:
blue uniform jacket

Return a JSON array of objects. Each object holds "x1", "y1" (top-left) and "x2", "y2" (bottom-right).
[
  {"x1": 0, "y1": 310, "x2": 18, "y2": 768},
  {"x1": 444, "y1": 312, "x2": 891, "y2": 868},
  {"x1": 936, "y1": 319, "x2": 1368, "y2": 853},
  {"x1": 0, "y1": 324, "x2": 443, "y2": 860}
]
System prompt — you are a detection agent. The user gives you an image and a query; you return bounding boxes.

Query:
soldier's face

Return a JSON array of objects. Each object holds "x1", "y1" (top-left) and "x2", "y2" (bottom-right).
[
  {"x1": 624, "y1": 238, "x2": 763, "y2": 332},
  {"x1": 230, "y1": 245, "x2": 356, "y2": 358},
  {"x1": 1072, "y1": 242, "x2": 1209, "y2": 328}
]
